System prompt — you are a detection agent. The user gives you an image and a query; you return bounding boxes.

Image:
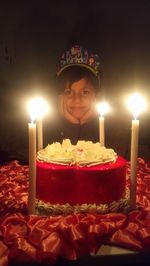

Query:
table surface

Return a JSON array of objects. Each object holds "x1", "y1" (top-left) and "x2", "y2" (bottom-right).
[{"x1": 1, "y1": 159, "x2": 150, "y2": 266}]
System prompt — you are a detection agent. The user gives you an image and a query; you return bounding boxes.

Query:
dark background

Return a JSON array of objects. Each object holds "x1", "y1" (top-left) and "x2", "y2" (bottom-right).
[{"x1": 0, "y1": 0, "x2": 150, "y2": 163}]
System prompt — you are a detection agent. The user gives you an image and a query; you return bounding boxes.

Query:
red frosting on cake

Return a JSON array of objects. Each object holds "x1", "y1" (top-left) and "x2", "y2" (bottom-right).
[{"x1": 36, "y1": 156, "x2": 127, "y2": 205}]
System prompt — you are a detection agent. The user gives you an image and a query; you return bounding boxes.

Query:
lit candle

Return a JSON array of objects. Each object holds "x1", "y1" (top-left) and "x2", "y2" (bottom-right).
[
  {"x1": 28, "y1": 97, "x2": 49, "y2": 151},
  {"x1": 127, "y1": 92, "x2": 147, "y2": 210},
  {"x1": 36, "y1": 98, "x2": 49, "y2": 151},
  {"x1": 37, "y1": 115, "x2": 43, "y2": 151},
  {"x1": 96, "y1": 101, "x2": 110, "y2": 146},
  {"x1": 27, "y1": 97, "x2": 49, "y2": 214},
  {"x1": 99, "y1": 116, "x2": 104, "y2": 146},
  {"x1": 28, "y1": 120, "x2": 36, "y2": 214},
  {"x1": 27, "y1": 101, "x2": 37, "y2": 214}
]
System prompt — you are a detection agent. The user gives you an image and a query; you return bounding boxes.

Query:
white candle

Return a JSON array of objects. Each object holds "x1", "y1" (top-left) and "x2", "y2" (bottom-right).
[
  {"x1": 99, "y1": 116, "x2": 105, "y2": 146},
  {"x1": 37, "y1": 116, "x2": 43, "y2": 150},
  {"x1": 96, "y1": 101, "x2": 110, "y2": 146},
  {"x1": 127, "y1": 91, "x2": 147, "y2": 210},
  {"x1": 27, "y1": 97, "x2": 49, "y2": 151},
  {"x1": 28, "y1": 121, "x2": 36, "y2": 214},
  {"x1": 27, "y1": 96, "x2": 49, "y2": 214},
  {"x1": 130, "y1": 119, "x2": 139, "y2": 210}
]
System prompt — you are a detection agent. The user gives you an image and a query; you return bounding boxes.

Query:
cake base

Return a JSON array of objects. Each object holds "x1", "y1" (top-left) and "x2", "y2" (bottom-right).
[{"x1": 35, "y1": 187, "x2": 129, "y2": 216}]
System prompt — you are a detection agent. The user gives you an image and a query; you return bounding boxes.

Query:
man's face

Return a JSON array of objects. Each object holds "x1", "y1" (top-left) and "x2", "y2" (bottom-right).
[{"x1": 63, "y1": 78, "x2": 96, "y2": 120}]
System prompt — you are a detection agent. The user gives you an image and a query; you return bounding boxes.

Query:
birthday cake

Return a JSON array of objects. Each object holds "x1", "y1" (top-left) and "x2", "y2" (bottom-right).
[{"x1": 36, "y1": 139, "x2": 128, "y2": 215}]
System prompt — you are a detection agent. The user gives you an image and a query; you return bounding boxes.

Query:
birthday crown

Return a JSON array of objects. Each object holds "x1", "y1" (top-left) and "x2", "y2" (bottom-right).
[{"x1": 56, "y1": 45, "x2": 100, "y2": 78}]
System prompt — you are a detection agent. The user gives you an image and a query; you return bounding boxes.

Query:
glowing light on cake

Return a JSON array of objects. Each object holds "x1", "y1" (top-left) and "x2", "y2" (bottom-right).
[
  {"x1": 127, "y1": 92, "x2": 147, "y2": 210},
  {"x1": 127, "y1": 92, "x2": 146, "y2": 119},
  {"x1": 96, "y1": 102, "x2": 110, "y2": 146},
  {"x1": 27, "y1": 97, "x2": 49, "y2": 150}
]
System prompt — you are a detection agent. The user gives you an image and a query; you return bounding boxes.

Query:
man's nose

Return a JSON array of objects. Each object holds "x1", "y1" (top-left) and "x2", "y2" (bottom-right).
[{"x1": 72, "y1": 93, "x2": 82, "y2": 102}]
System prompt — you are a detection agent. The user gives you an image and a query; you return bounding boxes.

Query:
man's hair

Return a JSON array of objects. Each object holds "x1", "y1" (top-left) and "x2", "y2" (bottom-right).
[{"x1": 57, "y1": 65, "x2": 100, "y2": 93}]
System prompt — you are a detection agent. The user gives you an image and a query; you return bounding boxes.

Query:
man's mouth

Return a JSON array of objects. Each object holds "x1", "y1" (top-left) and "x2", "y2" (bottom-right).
[{"x1": 70, "y1": 106, "x2": 85, "y2": 111}]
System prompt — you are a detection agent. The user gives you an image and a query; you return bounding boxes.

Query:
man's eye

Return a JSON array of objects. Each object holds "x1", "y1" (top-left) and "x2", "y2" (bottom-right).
[
  {"x1": 64, "y1": 89, "x2": 71, "y2": 95},
  {"x1": 82, "y1": 90, "x2": 90, "y2": 95}
]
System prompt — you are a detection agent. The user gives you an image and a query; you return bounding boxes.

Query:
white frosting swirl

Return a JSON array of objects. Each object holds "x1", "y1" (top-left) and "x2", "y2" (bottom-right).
[{"x1": 37, "y1": 139, "x2": 117, "y2": 166}]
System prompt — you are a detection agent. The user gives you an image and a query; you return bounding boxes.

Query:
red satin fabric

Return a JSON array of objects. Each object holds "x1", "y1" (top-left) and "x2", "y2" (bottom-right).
[{"x1": 0, "y1": 158, "x2": 150, "y2": 265}]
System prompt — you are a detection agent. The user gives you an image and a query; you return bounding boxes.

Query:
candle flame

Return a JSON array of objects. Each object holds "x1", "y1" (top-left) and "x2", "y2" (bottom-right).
[
  {"x1": 96, "y1": 101, "x2": 110, "y2": 117},
  {"x1": 127, "y1": 92, "x2": 147, "y2": 119},
  {"x1": 27, "y1": 97, "x2": 49, "y2": 122}
]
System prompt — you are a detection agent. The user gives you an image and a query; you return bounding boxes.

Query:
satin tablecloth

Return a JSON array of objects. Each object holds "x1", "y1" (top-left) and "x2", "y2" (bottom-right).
[{"x1": 0, "y1": 158, "x2": 150, "y2": 265}]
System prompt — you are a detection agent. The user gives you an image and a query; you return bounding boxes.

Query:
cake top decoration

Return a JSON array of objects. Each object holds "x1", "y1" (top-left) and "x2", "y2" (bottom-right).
[
  {"x1": 56, "y1": 45, "x2": 100, "y2": 79},
  {"x1": 37, "y1": 139, "x2": 117, "y2": 166}
]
